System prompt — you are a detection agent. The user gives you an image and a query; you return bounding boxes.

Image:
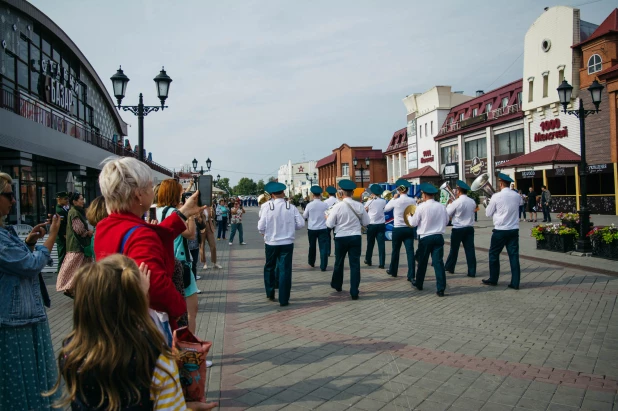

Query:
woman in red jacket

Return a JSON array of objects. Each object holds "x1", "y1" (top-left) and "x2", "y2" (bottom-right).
[{"x1": 94, "y1": 157, "x2": 205, "y2": 329}]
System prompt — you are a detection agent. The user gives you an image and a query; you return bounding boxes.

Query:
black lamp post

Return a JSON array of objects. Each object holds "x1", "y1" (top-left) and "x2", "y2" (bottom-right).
[
  {"x1": 557, "y1": 79, "x2": 604, "y2": 253},
  {"x1": 110, "y1": 66, "x2": 172, "y2": 162},
  {"x1": 205, "y1": 158, "x2": 212, "y2": 173},
  {"x1": 353, "y1": 157, "x2": 370, "y2": 188},
  {"x1": 305, "y1": 173, "x2": 317, "y2": 198}
]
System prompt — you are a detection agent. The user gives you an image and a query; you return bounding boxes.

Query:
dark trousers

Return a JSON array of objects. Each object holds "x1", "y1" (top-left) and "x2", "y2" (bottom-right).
[
  {"x1": 190, "y1": 248, "x2": 200, "y2": 279},
  {"x1": 415, "y1": 234, "x2": 446, "y2": 292},
  {"x1": 326, "y1": 228, "x2": 333, "y2": 256},
  {"x1": 331, "y1": 235, "x2": 361, "y2": 297},
  {"x1": 444, "y1": 226, "x2": 476, "y2": 277},
  {"x1": 217, "y1": 216, "x2": 228, "y2": 239},
  {"x1": 365, "y1": 223, "x2": 386, "y2": 267},
  {"x1": 308, "y1": 228, "x2": 329, "y2": 270},
  {"x1": 55, "y1": 236, "x2": 66, "y2": 273},
  {"x1": 519, "y1": 205, "x2": 526, "y2": 219},
  {"x1": 542, "y1": 204, "x2": 551, "y2": 222},
  {"x1": 264, "y1": 243, "x2": 294, "y2": 304},
  {"x1": 229, "y1": 223, "x2": 244, "y2": 243},
  {"x1": 389, "y1": 227, "x2": 415, "y2": 281},
  {"x1": 488, "y1": 229, "x2": 520, "y2": 288}
]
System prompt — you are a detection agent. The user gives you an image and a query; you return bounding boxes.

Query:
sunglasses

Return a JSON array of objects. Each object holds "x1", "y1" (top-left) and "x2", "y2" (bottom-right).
[{"x1": 1, "y1": 192, "x2": 15, "y2": 201}]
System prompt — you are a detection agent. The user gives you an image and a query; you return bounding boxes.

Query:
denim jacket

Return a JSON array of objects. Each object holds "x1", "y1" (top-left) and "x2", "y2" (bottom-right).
[{"x1": 0, "y1": 226, "x2": 52, "y2": 327}]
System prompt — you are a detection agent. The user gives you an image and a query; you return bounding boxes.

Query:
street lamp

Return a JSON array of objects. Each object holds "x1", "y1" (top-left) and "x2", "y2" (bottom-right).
[
  {"x1": 306, "y1": 172, "x2": 317, "y2": 186},
  {"x1": 110, "y1": 66, "x2": 172, "y2": 162},
  {"x1": 205, "y1": 158, "x2": 212, "y2": 172},
  {"x1": 353, "y1": 157, "x2": 370, "y2": 188},
  {"x1": 556, "y1": 79, "x2": 604, "y2": 253}
]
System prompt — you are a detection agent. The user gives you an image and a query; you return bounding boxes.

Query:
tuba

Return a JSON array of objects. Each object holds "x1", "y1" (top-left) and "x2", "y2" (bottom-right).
[
  {"x1": 440, "y1": 182, "x2": 456, "y2": 203},
  {"x1": 471, "y1": 173, "x2": 497, "y2": 207},
  {"x1": 257, "y1": 192, "x2": 271, "y2": 206}
]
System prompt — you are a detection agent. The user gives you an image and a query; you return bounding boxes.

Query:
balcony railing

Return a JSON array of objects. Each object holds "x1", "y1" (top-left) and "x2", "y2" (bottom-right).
[
  {"x1": 0, "y1": 88, "x2": 172, "y2": 177},
  {"x1": 439, "y1": 103, "x2": 522, "y2": 136}
]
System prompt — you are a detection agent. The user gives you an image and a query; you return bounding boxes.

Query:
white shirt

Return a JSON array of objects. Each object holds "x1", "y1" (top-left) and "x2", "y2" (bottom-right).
[
  {"x1": 303, "y1": 199, "x2": 329, "y2": 230},
  {"x1": 324, "y1": 196, "x2": 338, "y2": 208},
  {"x1": 446, "y1": 195, "x2": 476, "y2": 229},
  {"x1": 257, "y1": 198, "x2": 305, "y2": 245},
  {"x1": 408, "y1": 199, "x2": 449, "y2": 238},
  {"x1": 384, "y1": 194, "x2": 416, "y2": 228},
  {"x1": 258, "y1": 200, "x2": 273, "y2": 218},
  {"x1": 326, "y1": 198, "x2": 370, "y2": 237},
  {"x1": 365, "y1": 197, "x2": 386, "y2": 224},
  {"x1": 486, "y1": 187, "x2": 520, "y2": 230}
]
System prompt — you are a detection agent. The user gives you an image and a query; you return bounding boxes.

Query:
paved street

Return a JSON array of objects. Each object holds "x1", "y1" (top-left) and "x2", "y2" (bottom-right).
[{"x1": 45, "y1": 208, "x2": 618, "y2": 410}]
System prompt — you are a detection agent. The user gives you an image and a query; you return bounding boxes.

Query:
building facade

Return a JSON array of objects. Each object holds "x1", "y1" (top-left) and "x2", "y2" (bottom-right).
[
  {"x1": 0, "y1": 0, "x2": 172, "y2": 226},
  {"x1": 316, "y1": 144, "x2": 386, "y2": 190},
  {"x1": 384, "y1": 127, "x2": 407, "y2": 183},
  {"x1": 277, "y1": 160, "x2": 319, "y2": 197}
]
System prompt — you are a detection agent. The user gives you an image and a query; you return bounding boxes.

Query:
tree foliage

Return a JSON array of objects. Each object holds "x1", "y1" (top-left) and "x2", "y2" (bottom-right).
[
  {"x1": 256, "y1": 179, "x2": 265, "y2": 194},
  {"x1": 215, "y1": 177, "x2": 232, "y2": 195},
  {"x1": 234, "y1": 178, "x2": 257, "y2": 195}
]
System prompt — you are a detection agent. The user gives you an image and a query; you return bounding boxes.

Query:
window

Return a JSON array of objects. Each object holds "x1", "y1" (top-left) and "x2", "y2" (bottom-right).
[
  {"x1": 528, "y1": 80, "x2": 534, "y2": 102},
  {"x1": 465, "y1": 138, "x2": 487, "y2": 159},
  {"x1": 419, "y1": 124, "x2": 422, "y2": 137},
  {"x1": 588, "y1": 54, "x2": 602, "y2": 74},
  {"x1": 558, "y1": 69, "x2": 564, "y2": 84},
  {"x1": 517, "y1": 92, "x2": 522, "y2": 106},
  {"x1": 459, "y1": 113, "x2": 464, "y2": 121},
  {"x1": 472, "y1": 108, "x2": 478, "y2": 117},
  {"x1": 425, "y1": 123, "x2": 428, "y2": 137},
  {"x1": 341, "y1": 163, "x2": 349, "y2": 176},
  {"x1": 542, "y1": 74, "x2": 548, "y2": 98},
  {"x1": 430, "y1": 121, "x2": 433, "y2": 134},
  {"x1": 4, "y1": 51, "x2": 16, "y2": 83},
  {"x1": 17, "y1": 60, "x2": 29, "y2": 90},
  {"x1": 440, "y1": 145, "x2": 459, "y2": 164},
  {"x1": 485, "y1": 103, "x2": 492, "y2": 113},
  {"x1": 494, "y1": 129, "x2": 525, "y2": 155},
  {"x1": 502, "y1": 97, "x2": 509, "y2": 108}
]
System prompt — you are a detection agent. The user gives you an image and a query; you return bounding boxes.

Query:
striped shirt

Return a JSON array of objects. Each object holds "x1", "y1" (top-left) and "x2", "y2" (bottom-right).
[{"x1": 151, "y1": 354, "x2": 188, "y2": 410}]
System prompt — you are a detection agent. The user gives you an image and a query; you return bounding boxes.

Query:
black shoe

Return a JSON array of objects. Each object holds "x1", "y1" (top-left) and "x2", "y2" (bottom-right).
[
  {"x1": 364, "y1": 260, "x2": 372, "y2": 266},
  {"x1": 378, "y1": 265, "x2": 385, "y2": 269},
  {"x1": 411, "y1": 281, "x2": 423, "y2": 291},
  {"x1": 541, "y1": 220, "x2": 547, "y2": 223},
  {"x1": 309, "y1": 264, "x2": 314, "y2": 268},
  {"x1": 280, "y1": 302, "x2": 289, "y2": 307},
  {"x1": 321, "y1": 268, "x2": 326, "y2": 272},
  {"x1": 482, "y1": 279, "x2": 497, "y2": 286},
  {"x1": 446, "y1": 270, "x2": 454, "y2": 274},
  {"x1": 268, "y1": 291, "x2": 275, "y2": 301},
  {"x1": 386, "y1": 269, "x2": 397, "y2": 277},
  {"x1": 436, "y1": 291, "x2": 445, "y2": 297},
  {"x1": 331, "y1": 285, "x2": 342, "y2": 292},
  {"x1": 351, "y1": 295, "x2": 359, "y2": 300},
  {"x1": 467, "y1": 274, "x2": 476, "y2": 278},
  {"x1": 507, "y1": 284, "x2": 519, "y2": 290}
]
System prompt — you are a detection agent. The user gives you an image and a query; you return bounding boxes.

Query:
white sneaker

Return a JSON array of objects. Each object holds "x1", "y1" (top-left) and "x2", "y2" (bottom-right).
[
  {"x1": 196, "y1": 275, "x2": 202, "y2": 280},
  {"x1": 206, "y1": 360, "x2": 213, "y2": 368},
  {"x1": 214, "y1": 264, "x2": 223, "y2": 269},
  {"x1": 229, "y1": 242, "x2": 233, "y2": 245},
  {"x1": 241, "y1": 242, "x2": 247, "y2": 245},
  {"x1": 196, "y1": 289, "x2": 202, "y2": 294}
]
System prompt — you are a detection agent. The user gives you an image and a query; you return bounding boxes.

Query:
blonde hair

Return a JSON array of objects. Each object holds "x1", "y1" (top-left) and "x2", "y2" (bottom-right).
[
  {"x1": 86, "y1": 196, "x2": 108, "y2": 227},
  {"x1": 47, "y1": 255, "x2": 171, "y2": 409},
  {"x1": 0, "y1": 172, "x2": 14, "y2": 227},
  {"x1": 98, "y1": 157, "x2": 152, "y2": 213}
]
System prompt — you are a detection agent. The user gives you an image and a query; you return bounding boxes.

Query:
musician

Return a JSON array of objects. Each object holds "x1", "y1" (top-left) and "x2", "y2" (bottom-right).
[
  {"x1": 482, "y1": 173, "x2": 521, "y2": 290},
  {"x1": 326, "y1": 179, "x2": 370, "y2": 300},
  {"x1": 364, "y1": 184, "x2": 387, "y2": 268},
  {"x1": 323, "y1": 186, "x2": 338, "y2": 256},
  {"x1": 257, "y1": 182, "x2": 305, "y2": 306},
  {"x1": 303, "y1": 185, "x2": 329, "y2": 271},
  {"x1": 407, "y1": 183, "x2": 449, "y2": 297},
  {"x1": 384, "y1": 179, "x2": 416, "y2": 281},
  {"x1": 444, "y1": 180, "x2": 477, "y2": 277}
]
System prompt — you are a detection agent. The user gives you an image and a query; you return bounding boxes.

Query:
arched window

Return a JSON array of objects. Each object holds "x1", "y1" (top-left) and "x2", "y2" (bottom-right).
[{"x1": 588, "y1": 54, "x2": 602, "y2": 74}]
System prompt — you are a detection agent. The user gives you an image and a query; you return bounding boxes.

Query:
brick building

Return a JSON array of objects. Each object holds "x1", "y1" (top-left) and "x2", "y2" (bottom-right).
[{"x1": 316, "y1": 144, "x2": 387, "y2": 190}]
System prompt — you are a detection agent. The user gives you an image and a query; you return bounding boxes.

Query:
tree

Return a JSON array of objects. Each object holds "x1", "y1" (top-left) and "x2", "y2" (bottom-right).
[
  {"x1": 216, "y1": 177, "x2": 232, "y2": 195},
  {"x1": 256, "y1": 179, "x2": 265, "y2": 194},
  {"x1": 234, "y1": 178, "x2": 257, "y2": 195},
  {"x1": 268, "y1": 176, "x2": 277, "y2": 182}
]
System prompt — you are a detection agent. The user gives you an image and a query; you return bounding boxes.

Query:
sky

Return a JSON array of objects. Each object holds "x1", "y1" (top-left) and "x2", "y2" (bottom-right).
[{"x1": 30, "y1": 0, "x2": 615, "y2": 185}]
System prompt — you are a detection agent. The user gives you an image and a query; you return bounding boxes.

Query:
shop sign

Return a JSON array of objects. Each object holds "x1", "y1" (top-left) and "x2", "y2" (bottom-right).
[
  {"x1": 519, "y1": 170, "x2": 538, "y2": 179},
  {"x1": 546, "y1": 167, "x2": 574, "y2": 177},
  {"x1": 35, "y1": 60, "x2": 78, "y2": 112},
  {"x1": 588, "y1": 163, "x2": 611, "y2": 174},
  {"x1": 534, "y1": 118, "x2": 568, "y2": 142},
  {"x1": 494, "y1": 153, "x2": 520, "y2": 168},
  {"x1": 444, "y1": 162, "x2": 458, "y2": 178},
  {"x1": 420, "y1": 150, "x2": 434, "y2": 164},
  {"x1": 469, "y1": 157, "x2": 484, "y2": 176}
]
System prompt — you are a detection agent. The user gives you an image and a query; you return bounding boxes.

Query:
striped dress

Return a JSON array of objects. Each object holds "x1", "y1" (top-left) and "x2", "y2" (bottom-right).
[{"x1": 151, "y1": 354, "x2": 188, "y2": 410}]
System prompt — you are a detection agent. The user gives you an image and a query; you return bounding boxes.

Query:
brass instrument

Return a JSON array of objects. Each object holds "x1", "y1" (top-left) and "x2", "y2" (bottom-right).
[
  {"x1": 257, "y1": 192, "x2": 271, "y2": 206},
  {"x1": 361, "y1": 191, "x2": 371, "y2": 203},
  {"x1": 470, "y1": 173, "x2": 497, "y2": 207},
  {"x1": 403, "y1": 204, "x2": 417, "y2": 228},
  {"x1": 382, "y1": 184, "x2": 406, "y2": 201},
  {"x1": 440, "y1": 182, "x2": 456, "y2": 203}
]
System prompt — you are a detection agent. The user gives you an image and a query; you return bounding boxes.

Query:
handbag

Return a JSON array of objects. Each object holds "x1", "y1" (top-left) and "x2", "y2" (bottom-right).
[
  {"x1": 172, "y1": 327, "x2": 212, "y2": 403},
  {"x1": 162, "y1": 207, "x2": 193, "y2": 289}
]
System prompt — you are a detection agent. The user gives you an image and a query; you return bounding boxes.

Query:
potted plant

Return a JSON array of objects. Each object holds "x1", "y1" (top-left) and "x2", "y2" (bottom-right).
[
  {"x1": 587, "y1": 224, "x2": 618, "y2": 260},
  {"x1": 557, "y1": 212, "x2": 580, "y2": 230},
  {"x1": 531, "y1": 225, "x2": 548, "y2": 249},
  {"x1": 531, "y1": 224, "x2": 577, "y2": 252}
]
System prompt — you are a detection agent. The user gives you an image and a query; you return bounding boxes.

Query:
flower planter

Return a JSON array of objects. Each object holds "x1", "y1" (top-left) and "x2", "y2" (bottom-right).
[
  {"x1": 592, "y1": 240, "x2": 618, "y2": 260},
  {"x1": 561, "y1": 220, "x2": 580, "y2": 232},
  {"x1": 545, "y1": 233, "x2": 576, "y2": 253},
  {"x1": 536, "y1": 239, "x2": 547, "y2": 250}
]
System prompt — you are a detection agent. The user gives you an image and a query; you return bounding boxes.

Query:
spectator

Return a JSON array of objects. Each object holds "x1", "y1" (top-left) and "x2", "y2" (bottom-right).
[
  {"x1": 518, "y1": 190, "x2": 527, "y2": 221},
  {"x1": 229, "y1": 199, "x2": 247, "y2": 245},
  {"x1": 0, "y1": 172, "x2": 62, "y2": 410},
  {"x1": 527, "y1": 187, "x2": 537, "y2": 222},
  {"x1": 200, "y1": 203, "x2": 222, "y2": 269},
  {"x1": 85, "y1": 196, "x2": 108, "y2": 262},
  {"x1": 94, "y1": 157, "x2": 203, "y2": 330},
  {"x1": 56, "y1": 191, "x2": 93, "y2": 298},
  {"x1": 541, "y1": 185, "x2": 552, "y2": 223},
  {"x1": 216, "y1": 199, "x2": 228, "y2": 240}
]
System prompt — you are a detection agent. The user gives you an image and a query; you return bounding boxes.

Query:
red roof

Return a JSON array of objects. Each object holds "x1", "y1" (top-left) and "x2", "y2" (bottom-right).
[
  {"x1": 316, "y1": 153, "x2": 337, "y2": 168},
  {"x1": 496, "y1": 144, "x2": 580, "y2": 168},
  {"x1": 385, "y1": 127, "x2": 407, "y2": 154},
  {"x1": 573, "y1": 9, "x2": 618, "y2": 48},
  {"x1": 598, "y1": 63, "x2": 618, "y2": 80},
  {"x1": 401, "y1": 165, "x2": 440, "y2": 179},
  {"x1": 354, "y1": 149, "x2": 384, "y2": 160}
]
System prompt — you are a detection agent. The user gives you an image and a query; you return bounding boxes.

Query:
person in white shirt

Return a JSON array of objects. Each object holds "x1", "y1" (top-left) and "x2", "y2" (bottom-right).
[
  {"x1": 444, "y1": 180, "x2": 477, "y2": 277},
  {"x1": 384, "y1": 179, "x2": 417, "y2": 281},
  {"x1": 323, "y1": 186, "x2": 338, "y2": 257},
  {"x1": 303, "y1": 186, "x2": 330, "y2": 271},
  {"x1": 407, "y1": 183, "x2": 450, "y2": 297},
  {"x1": 364, "y1": 184, "x2": 387, "y2": 268},
  {"x1": 257, "y1": 182, "x2": 305, "y2": 306},
  {"x1": 326, "y1": 180, "x2": 370, "y2": 300},
  {"x1": 483, "y1": 173, "x2": 521, "y2": 290}
]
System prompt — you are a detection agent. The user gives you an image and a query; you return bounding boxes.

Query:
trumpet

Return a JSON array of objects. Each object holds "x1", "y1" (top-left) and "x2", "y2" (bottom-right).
[
  {"x1": 440, "y1": 182, "x2": 456, "y2": 203},
  {"x1": 470, "y1": 173, "x2": 497, "y2": 207},
  {"x1": 257, "y1": 192, "x2": 271, "y2": 206},
  {"x1": 403, "y1": 204, "x2": 417, "y2": 228}
]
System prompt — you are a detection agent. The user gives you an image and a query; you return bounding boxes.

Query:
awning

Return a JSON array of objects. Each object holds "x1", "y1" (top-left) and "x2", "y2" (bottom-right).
[
  {"x1": 496, "y1": 144, "x2": 580, "y2": 169},
  {"x1": 316, "y1": 153, "x2": 336, "y2": 167},
  {"x1": 401, "y1": 165, "x2": 440, "y2": 179}
]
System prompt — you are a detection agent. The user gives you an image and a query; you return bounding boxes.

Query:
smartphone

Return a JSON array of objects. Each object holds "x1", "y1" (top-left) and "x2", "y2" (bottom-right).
[
  {"x1": 149, "y1": 207, "x2": 156, "y2": 222},
  {"x1": 183, "y1": 191, "x2": 202, "y2": 207}
]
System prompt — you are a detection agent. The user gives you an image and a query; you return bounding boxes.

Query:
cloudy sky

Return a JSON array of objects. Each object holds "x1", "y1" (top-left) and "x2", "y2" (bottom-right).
[{"x1": 31, "y1": 0, "x2": 614, "y2": 184}]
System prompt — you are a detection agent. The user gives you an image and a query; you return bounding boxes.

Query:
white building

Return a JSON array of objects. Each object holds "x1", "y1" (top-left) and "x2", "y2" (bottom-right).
[{"x1": 277, "y1": 160, "x2": 319, "y2": 197}]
